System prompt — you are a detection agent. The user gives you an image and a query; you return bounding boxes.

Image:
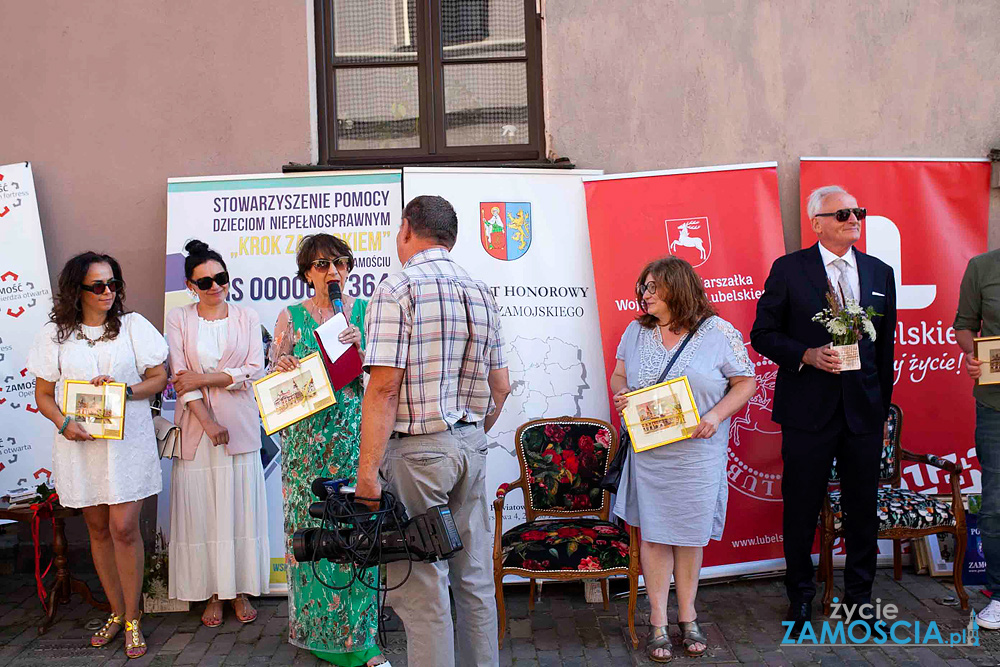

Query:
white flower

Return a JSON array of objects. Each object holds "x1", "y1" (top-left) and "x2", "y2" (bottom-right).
[
  {"x1": 846, "y1": 302, "x2": 864, "y2": 315},
  {"x1": 829, "y1": 321, "x2": 849, "y2": 337},
  {"x1": 863, "y1": 319, "x2": 877, "y2": 341}
]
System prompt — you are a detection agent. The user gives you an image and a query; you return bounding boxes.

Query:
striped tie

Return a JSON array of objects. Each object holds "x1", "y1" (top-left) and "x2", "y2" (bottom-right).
[{"x1": 831, "y1": 258, "x2": 854, "y2": 305}]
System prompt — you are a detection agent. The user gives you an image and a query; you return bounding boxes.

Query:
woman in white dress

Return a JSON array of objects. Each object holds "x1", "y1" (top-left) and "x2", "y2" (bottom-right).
[
  {"x1": 164, "y1": 239, "x2": 269, "y2": 628},
  {"x1": 28, "y1": 252, "x2": 168, "y2": 659}
]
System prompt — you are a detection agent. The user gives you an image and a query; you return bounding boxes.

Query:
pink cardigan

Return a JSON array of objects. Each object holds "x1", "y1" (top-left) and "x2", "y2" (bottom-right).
[{"x1": 164, "y1": 303, "x2": 264, "y2": 460}]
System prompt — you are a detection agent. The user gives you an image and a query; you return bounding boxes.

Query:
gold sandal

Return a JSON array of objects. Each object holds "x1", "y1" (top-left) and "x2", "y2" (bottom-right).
[
  {"x1": 90, "y1": 613, "x2": 123, "y2": 647},
  {"x1": 124, "y1": 614, "x2": 146, "y2": 659},
  {"x1": 647, "y1": 624, "x2": 673, "y2": 663}
]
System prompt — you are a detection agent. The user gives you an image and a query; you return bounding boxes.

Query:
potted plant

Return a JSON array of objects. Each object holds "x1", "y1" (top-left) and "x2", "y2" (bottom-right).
[
  {"x1": 811, "y1": 289, "x2": 878, "y2": 371},
  {"x1": 142, "y1": 529, "x2": 189, "y2": 613}
]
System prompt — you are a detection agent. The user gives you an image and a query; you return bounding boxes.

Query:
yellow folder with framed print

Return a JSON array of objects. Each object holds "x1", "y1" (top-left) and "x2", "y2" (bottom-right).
[
  {"x1": 253, "y1": 352, "x2": 337, "y2": 435},
  {"x1": 621, "y1": 376, "x2": 701, "y2": 453},
  {"x1": 62, "y1": 379, "x2": 127, "y2": 440}
]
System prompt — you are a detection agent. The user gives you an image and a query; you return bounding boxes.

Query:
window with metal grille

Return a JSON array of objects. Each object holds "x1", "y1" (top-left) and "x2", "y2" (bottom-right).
[{"x1": 315, "y1": 0, "x2": 544, "y2": 164}]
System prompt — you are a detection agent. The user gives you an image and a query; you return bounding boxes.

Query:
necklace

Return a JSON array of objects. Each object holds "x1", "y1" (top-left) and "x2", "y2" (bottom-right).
[
  {"x1": 311, "y1": 298, "x2": 333, "y2": 324},
  {"x1": 76, "y1": 325, "x2": 114, "y2": 348}
]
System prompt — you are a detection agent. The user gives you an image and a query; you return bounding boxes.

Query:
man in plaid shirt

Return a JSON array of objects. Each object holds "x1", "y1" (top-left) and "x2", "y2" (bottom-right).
[{"x1": 356, "y1": 195, "x2": 510, "y2": 667}]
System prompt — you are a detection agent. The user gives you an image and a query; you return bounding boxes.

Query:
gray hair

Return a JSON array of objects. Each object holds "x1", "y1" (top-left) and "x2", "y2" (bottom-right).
[{"x1": 806, "y1": 185, "x2": 851, "y2": 219}]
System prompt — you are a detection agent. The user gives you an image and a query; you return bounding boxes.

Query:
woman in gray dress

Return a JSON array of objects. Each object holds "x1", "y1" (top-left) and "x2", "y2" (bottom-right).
[{"x1": 610, "y1": 257, "x2": 755, "y2": 662}]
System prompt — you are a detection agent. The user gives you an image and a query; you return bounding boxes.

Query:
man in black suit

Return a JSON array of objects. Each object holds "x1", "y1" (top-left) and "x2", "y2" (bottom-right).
[{"x1": 751, "y1": 185, "x2": 896, "y2": 633}]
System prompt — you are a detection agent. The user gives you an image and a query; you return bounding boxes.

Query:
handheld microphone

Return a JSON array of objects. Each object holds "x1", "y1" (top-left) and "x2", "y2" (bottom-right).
[{"x1": 328, "y1": 281, "x2": 344, "y2": 316}]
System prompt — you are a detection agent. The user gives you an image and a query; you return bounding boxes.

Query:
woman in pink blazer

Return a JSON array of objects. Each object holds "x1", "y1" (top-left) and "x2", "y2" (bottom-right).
[{"x1": 164, "y1": 240, "x2": 269, "y2": 627}]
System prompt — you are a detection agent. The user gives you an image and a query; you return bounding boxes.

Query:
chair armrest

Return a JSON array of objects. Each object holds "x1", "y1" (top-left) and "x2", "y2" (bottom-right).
[
  {"x1": 493, "y1": 477, "x2": 524, "y2": 568},
  {"x1": 900, "y1": 448, "x2": 962, "y2": 474},
  {"x1": 900, "y1": 448, "x2": 967, "y2": 529}
]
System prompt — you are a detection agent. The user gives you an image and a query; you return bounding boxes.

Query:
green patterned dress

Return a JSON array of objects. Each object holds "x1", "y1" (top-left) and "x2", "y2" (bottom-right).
[{"x1": 280, "y1": 300, "x2": 379, "y2": 665}]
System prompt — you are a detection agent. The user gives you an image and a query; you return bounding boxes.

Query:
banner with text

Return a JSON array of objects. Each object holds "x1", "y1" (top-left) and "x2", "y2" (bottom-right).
[
  {"x1": 0, "y1": 162, "x2": 55, "y2": 509},
  {"x1": 584, "y1": 164, "x2": 788, "y2": 574},
  {"x1": 402, "y1": 167, "x2": 606, "y2": 535},
  {"x1": 164, "y1": 170, "x2": 403, "y2": 589},
  {"x1": 800, "y1": 158, "x2": 990, "y2": 497}
]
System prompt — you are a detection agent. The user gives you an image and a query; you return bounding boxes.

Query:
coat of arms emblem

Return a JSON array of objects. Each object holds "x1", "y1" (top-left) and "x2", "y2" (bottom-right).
[
  {"x1": 480, "y1": 202, "x2": 531, "y2": 261},
  {"x1": 665, "y1": 217, "x2": 712, "y2": 267}
]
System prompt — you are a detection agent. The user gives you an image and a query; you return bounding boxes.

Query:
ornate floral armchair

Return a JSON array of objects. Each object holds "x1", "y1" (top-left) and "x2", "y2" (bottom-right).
[
  {"x1": 493, "y1": 417, "x2": 639, "y2": 648},
  {"x1": 819, "y1": 404, "x2": 968, "y2": 613}
]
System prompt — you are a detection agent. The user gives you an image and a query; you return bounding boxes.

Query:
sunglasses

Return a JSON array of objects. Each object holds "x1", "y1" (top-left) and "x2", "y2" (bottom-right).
[
  {"x1": 639, "y1": 281, "x2": 658, "y2": 296},
  {"x1": 80, "y1": 279, "x2": 122, "y2": 295},
  {"x1": 311, "y1": 257, "x2": 351, "y2": 272},
  {"x1": 815, "y1": 207, "x2": 867, "y2": 222},
  {"x1": 190, "y1": 272, "x2": 230, "y2": 290}
]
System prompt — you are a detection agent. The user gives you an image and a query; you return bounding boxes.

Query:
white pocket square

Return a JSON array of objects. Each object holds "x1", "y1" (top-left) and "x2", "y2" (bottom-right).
[{"x1": 872, "y1": 291, "x2": 885, "y2": 297}]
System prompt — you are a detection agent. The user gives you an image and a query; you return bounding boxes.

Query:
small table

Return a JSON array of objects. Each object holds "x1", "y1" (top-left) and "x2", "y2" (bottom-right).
[{"x1": 0, "y1": 506, "x2": 110, "y2": 634}]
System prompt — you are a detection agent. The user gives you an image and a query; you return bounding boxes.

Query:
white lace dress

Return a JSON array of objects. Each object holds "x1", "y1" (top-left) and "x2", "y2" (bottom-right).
[
  {"x1": 26, "y1": 313, "x2": 168, "y2": 508},
  {"x1": 612, "y1": 316, "x2": 755, "y2": 546}
]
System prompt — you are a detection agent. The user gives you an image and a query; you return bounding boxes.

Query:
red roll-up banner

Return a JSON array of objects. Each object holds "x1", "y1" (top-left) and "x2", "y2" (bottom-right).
[
  {"x1": 799, "y1": 158, "x2": 990, "y2": 496},
  {"x1": 584, "y1": 163, "x2": 788, "y2": 572}
]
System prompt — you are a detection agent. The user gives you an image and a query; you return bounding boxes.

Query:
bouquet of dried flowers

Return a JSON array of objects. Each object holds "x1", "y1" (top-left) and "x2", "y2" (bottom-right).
[
  {"x1": 812, "y1": 289, "x2": 878, "y2": 346},
  {"x1": 142, "y1": 529, "x2": 169, "y2": 597}
]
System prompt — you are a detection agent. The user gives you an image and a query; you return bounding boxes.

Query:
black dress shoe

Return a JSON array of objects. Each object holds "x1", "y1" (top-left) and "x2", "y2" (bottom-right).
[{"x1": 785, "y1": 601, "x2": 812, "y2": 638}]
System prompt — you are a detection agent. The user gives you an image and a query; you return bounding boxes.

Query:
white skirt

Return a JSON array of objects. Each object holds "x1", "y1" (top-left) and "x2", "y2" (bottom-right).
[{"x1": 168, "y1": 434, "x2": 270, "y2": 601}]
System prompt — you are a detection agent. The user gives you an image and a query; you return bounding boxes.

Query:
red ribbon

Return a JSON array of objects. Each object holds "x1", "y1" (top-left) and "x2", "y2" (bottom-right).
[{"x1": 29, "y1": 493, "x2": 58, "y2": 612}]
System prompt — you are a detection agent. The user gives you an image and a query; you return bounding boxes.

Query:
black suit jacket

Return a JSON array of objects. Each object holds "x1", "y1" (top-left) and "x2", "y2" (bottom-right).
[{"x1": 750, "y1": 244, "x2": 896, "y2": 434}]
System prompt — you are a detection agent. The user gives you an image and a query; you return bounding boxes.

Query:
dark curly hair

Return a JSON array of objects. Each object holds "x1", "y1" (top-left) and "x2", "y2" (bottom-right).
[
  {"x1": 50, "y1": 252, "x2": 127, "y2": 343},
  {"x1": 295, "y1": 234, "x2": 354, "y2": 286},
  {"x1": 636, "y1": 256, "x2": 715, "y2": 332}
]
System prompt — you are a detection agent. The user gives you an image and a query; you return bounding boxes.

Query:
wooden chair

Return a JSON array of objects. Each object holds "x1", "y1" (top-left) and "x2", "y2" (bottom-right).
[
  {"x1": 493, "y1": 417, "x2": 640, "y2": 648},
  {"x1": 819, "y1": 404, "x2": 968, "y2": 614}
]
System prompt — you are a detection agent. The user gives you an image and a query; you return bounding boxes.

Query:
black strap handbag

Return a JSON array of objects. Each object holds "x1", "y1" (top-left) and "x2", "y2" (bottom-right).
[{"x1": 599, "y1": 317, "x2": 707, "y2": 493}]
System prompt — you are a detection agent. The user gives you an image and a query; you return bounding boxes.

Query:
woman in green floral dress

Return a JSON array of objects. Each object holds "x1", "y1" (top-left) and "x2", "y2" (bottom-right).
[{"x1": 270, "y1": 235, "x2": 386, "y2": 667}]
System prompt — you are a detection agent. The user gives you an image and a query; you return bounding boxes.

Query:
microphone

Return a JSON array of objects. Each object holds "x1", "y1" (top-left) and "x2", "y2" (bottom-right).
[
  {"x1": 312, "y1": 477, "x2": 352, "y2": 500},
  {"x1": 328, "y1": 280, "x2": 344, "y2": 316}
]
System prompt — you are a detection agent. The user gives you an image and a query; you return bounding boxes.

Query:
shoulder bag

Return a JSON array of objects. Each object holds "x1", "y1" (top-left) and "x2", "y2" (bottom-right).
[
  {"x1": 599, "y1": 317, "x2": 708, "y2": 493},
  {"x1": 151, "y1": 392, "x2": 181, "y2": 460}
]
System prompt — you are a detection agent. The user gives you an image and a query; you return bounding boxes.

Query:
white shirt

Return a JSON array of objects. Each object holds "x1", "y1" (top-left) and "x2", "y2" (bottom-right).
[
  {"x1": 178, "y1": 316, "x2": 242, "y2": 406},
  {"x1": 818, "y1": 242, "x2": 860, "y2": 303}
]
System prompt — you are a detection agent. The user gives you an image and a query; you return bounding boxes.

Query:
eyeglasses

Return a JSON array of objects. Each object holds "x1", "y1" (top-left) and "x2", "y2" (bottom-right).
[
  {"x1": 311, "y1": 257, "x2": 351, "y2": 272},
  {"x1": 191, "y1": 272, "x2": 230, "y2": 290},
  {"x1": 815, "y1": 207, "x2": 867, "y2": 222},
  {"x1": 80, "y1": 279, "x2": 122, "y2": 295},
  {"x1": 639, "y1": 281, "x2": 658, "y2": 295}
]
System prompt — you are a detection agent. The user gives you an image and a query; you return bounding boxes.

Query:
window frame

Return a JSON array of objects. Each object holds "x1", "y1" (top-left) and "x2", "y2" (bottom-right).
[{"x1": 314, "y1": 0, "x2": 545, "y2": 165}]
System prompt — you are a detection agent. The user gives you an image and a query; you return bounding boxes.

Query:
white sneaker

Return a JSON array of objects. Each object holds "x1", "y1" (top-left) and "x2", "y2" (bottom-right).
[{"x1": 977, "y1": 599, "x2": 1000, "y2": 630}]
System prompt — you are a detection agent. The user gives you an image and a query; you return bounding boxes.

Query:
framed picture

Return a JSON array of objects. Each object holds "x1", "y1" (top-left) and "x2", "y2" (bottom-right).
[
  {"x1": 621, "y1": 376, "x2": 701, "y2": 453},
  {"x1": 924, "y1": 532, "x2": 957, "y2": 577},
  {"x1": 253, "y1": 352, "x2": 336, "y2": 435},
  {"x1": 62, "y1": 380, "x2": 126, "y2": 440},
  {"x1": 974, "y1": 335, "x2": 1000, "y2": 385}
]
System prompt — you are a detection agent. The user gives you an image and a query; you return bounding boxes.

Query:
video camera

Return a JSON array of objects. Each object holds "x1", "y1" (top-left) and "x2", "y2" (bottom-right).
[{"x1": 292, "y1": 478, "x2": 463, "y2": 569}]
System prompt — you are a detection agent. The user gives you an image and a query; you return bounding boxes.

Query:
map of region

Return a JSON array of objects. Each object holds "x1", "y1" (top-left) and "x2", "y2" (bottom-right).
[{"x1": 487, "y1": 336, "x2": 590, "y2": 457}]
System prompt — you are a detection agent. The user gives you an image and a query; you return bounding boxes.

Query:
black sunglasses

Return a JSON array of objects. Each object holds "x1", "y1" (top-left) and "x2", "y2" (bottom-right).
[
  {"x1": 191, "y1": 272, "x2": 230, "y2": 290},
  {"x1": 815, "y1": 207, "x2": 867, "y2": 222},
  {"x1": 80, "y1": 279, "x2": 122, "y2": 295}
]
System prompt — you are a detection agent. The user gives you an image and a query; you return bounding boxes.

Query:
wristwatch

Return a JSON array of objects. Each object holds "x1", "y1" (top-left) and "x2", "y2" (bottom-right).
[{"x1": 125, "y1": 385, "x2": 134, "y2": 399}]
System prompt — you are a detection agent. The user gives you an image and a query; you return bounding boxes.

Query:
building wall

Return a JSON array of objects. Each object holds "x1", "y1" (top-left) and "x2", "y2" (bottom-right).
[
  {"x1": 0, "y1": 1, "x2": 313, "y2": 322},
  {"x1": 4, "y1": 0, "x2": 999, "y2": 322},
  {"x1": 543, "y1": 0, "x2": 1000, "y2": 249}
]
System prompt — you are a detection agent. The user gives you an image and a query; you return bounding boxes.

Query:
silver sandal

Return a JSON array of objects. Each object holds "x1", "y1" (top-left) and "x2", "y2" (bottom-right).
[
  {"x1": 678, "y1": 620, "x2": 708, "y2": 657},
  {"x1": 646, "y1": 624, "x2": 673, "y2": 663}
]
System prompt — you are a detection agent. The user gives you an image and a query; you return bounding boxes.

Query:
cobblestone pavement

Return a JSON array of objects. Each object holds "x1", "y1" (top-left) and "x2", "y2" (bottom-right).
[{"x1": 0, "y1": 569, "x2": 996, "y2": 666}]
